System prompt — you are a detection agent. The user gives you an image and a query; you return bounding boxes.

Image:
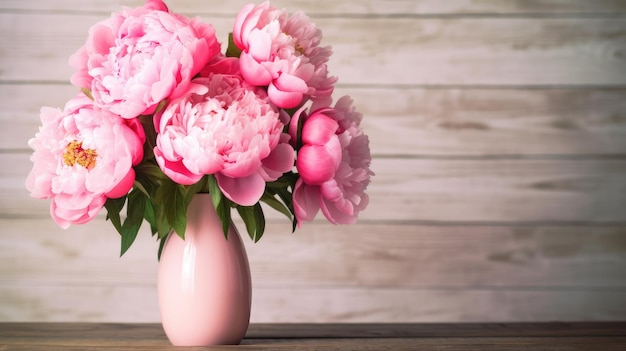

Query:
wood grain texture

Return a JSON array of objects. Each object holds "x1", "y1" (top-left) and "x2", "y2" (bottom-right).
[
  {"x1": 5, "y1": 84, "x2": 626, "y2": 156},
  {"x1": 2, "y1": 285, "x2": 626, "y2": 323},
  {"x1": 1, "y1": 219, "x2": 625, "y2": 289},
  {"x1": 0, "y1": 322, "x2": 625, "y2": 351},
  {"x1": 2, "y1": 218, "x2": 625, "y2": 323},
  {"x1": 1, "y1": 0, "x2": 625, "y2": 325},
  {"x1": 5, "y1": 153, "x2": 626, "y2": 222},
  {"x1": 1, "y1": 340, "x2": 625, "y2": 351},
  {"x1": 3, "y1": 0, "x2": 626, "y2": 15},
  {"x1": 1, "y1": 13, "x2": 625, "y2": 85},
  {"x1": 2, "y1": 322, "x2": 626, "y2": 338}
]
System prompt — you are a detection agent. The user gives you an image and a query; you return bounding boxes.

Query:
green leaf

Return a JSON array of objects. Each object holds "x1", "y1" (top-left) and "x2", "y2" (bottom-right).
[
  {"x1": 134, "y1": 170, "x2": 159, "y2": 199},
  {"x1": 136, "y1": 162, "x2": 166, "y2": 180},
  {"x1": 235, "y1": 202, "x2": 267, "y2": 242},
  {"x1": 104, "y1": 196, "x2": 127, "y2": 234},
  {"x1": 184, "y1": 176, "x2": 208, "y2": 207},
  {"x1": 236, "y1": 205, "x2": 257, "y2": 241},
  {"x1": 157, "y1": 236, "x2": 167, "y2": 261},
  {"x1": 207, "y1": 174, "x2": 222, "y2": 210},
  {"x1": 205, "y1": 175, "x2": 234, "y2": 238},
  {"x1": 266, "y1": 180, "x2": 290, "y2": 189},
  {"x1": 225, "y1": 32, "x2": 242, "y2": 58},
  {"x1": 133, "y1": 180, "x2": 150, "y2": 198},
  {"x1": 143, "y1": 199, "x2": 157, "y2": 236},
  {"x1": 261, "y1": 193, "x2": 293, "y2": 221},
  {"x1": 252, "y1": 202, "x2": 266, "y2": 242},
  {"x1": 120, "y1": 188, "x2": 146, "y2": 256},
  {"x1": 277, "y1": 188, "x2": 298, "y2": 232},
  {"x1": 171, "y1": 203, "x2": 187, "y2": 240},
  {"x1": 276, "y1": 187, "x2": 295, "y2": 215},
  {"x1": 263, "y1": 172, "x2": 298, "y2": 232},
  {"x1": 215, "y1": 196, "x2": 232, "y2": 239},
  {"x1": 155, "y1": 178, "x2": 186, "y2": 240},
  {"x1": 170, "y1": 186, "x2": 187, "y2": 239},
  {"x1": 155, "y1": 203, "x2": 171, "y2": 239},
  {"x1": 138, "y1": 115, "x2": 158, "y2": 160}
]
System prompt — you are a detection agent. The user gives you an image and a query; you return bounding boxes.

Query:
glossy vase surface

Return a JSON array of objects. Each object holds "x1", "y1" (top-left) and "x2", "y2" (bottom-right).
[{"x1": 157, "y1": 194, "x2": 252, "y2": 346}]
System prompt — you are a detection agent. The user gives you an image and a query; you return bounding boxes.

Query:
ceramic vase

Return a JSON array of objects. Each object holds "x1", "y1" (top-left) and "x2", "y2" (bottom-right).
[{"x1": 157, "y1": 194, "x2": 252, "y2": 346}]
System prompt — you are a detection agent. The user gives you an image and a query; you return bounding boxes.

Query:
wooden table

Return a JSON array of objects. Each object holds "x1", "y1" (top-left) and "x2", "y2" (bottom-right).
[{"x1": 1, "y1": 322, "x2": 625, "y2": 350}]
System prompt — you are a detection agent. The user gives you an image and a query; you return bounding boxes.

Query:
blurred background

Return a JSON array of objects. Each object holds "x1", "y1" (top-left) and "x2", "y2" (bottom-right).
[{"x1": 1, "y1": 0, "x2": 625, "y2": 322}]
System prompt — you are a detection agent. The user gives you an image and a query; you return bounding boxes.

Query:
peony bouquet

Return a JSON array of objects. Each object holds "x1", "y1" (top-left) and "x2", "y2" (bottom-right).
[{"x1": 26, "y1": 0, "x2": 373, "y2": 257}]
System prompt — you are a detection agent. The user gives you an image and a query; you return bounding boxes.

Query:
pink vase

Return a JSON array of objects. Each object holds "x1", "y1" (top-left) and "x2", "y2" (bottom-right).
[{"x1": 157, "y1": 194, "x2": 252, "y2": 346}]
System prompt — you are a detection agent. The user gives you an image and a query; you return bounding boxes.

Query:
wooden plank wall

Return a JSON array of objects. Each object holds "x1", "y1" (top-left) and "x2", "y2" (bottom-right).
[{"x1": 1, "y1": 0, "x2": 626, "y2": 323}]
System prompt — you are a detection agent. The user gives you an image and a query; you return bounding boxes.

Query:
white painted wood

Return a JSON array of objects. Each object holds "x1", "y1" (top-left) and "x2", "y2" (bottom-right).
[
  {"x1": 3, "y1": 0, "x2": 625, "y2": 15},
  {"x1": 7, "y1": 153, "x2": 626, "y2": 222},
  {"x1": 1, "y1": 0, "x2": 625, "y2": 324},
  {"x1": 1, "y1": 13, "x2": 625, "y2": 85},
  {"x1": 350, "y1": 87, "x2": 626, "y2": 157},
  {"x1": 2, "y1": 285, "x2": 625, "y2": 323},
  {"x1": 5, "y1": 84, "x2": 626, "y2": 156},
  {"x1": 1, "y1": 219, "x2": 625, "y2": 289}
]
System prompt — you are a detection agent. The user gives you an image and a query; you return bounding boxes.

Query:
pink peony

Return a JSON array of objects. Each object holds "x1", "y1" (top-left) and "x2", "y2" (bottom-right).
[
  {"x1": 25, "y1": 94, "x2": 145, "y2": 228},
  {"x1": 69, "y1": 0, "x2": 221, "y2": 119},
  {"x1": 295, "y1": 113, "x2": 342, "y2": 185},
  {"x1": 154, "y1": 63, "x2": 294, "y2": 206},
  {"x1": 233, "y1": 2, "x2": 337, "y2": 109},
  {"x1": 291, "y1": 96, "x2": 372, "y2": 225}
]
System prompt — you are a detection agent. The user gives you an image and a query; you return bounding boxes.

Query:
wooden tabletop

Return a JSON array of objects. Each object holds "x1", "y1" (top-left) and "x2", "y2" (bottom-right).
[{"x1": 1, "y1": 322, "x2": 626, "y2": 350}]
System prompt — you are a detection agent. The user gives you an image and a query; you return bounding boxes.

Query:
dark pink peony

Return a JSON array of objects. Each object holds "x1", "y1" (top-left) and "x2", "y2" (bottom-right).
[{"x1": 291, "y1": 96, "x2": 373, "y2": 225}]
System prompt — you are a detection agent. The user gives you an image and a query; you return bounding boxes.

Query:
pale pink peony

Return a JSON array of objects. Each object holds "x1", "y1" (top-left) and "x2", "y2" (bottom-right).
[
  {"x1": 291, "y1": 96, "x2": 372, "y2": 225},
  {"x1": 154, "y1": 63, "x2": 294, "y2": 206},
  {"x1": 233, "y1": 2, "x2": 337, "y2": 109},
  {"x1": 25, "y1": 94, "x2": 145, "y2": 228},
  {"x1": 69, "y1": 0, "x2": 221, "y2": 119}
]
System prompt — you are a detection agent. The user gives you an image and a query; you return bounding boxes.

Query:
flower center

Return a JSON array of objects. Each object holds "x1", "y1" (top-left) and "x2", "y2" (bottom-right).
[
  {"x1": 63, "y1": 140, "x2": 98, "y2": 170},
  {"x1": 295, "y1": 43, "x2": 306, "y2": 55}
]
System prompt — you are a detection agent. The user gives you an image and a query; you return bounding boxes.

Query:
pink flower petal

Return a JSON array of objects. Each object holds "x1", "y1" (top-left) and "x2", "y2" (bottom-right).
[
  {"x1": 145, "y1": 0, "x2": 169, "y2": 11},
  {"x1": 247, "y1": 29, "x2": 273, "y2": 62},
  {"x1": 154, "y1": 148, "x2": 202, "y2": 185},
  {"x1": 301, "y1": 112, "x2": 338, "y2": 145},
  {"x1": 260, "y1": 142, "x2": 295, "y2": 181},
  {"x1": 320, "y1": 195, "x2": 357, "y2": 225},
  {"x1": 240, "y1": 52, "x2": 273, "y2": 86},
  {"x1": 106, "y1": 168, "x2": 135, "y2": 199},
  {"x1": 273, "y1": 73, "x2": 308, "y2": 93},
  {"x1": 86, "y1": 23, "x2": 116, "y2": 55},
  {"x1": 297, "y1": 143, "x2": 339, "y2": 185},
  {"x1": 200, "y1": 56, "x2": 240, "y2": 77},
  {"x1": 288, "y1": 105, "x2": 308, "y2": 147},
  {"x1": 268, "y1": 82, "x2": 303, "y2": 109},
  {"x1": 51, "y1": 194, "x2": 106, "y2": 228},
  {"x1": 233, "y1": 3, "x2": 256, "y2": 48},
  {"x1": 69, "y1": 48, "x2": 91, "y2": 88},
  {"x1": 216, "y1": 172, "x2": 265, "y2": 206},
  {"x1": 292, "y1": 179, "x2": 321, "y2": 225}
]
